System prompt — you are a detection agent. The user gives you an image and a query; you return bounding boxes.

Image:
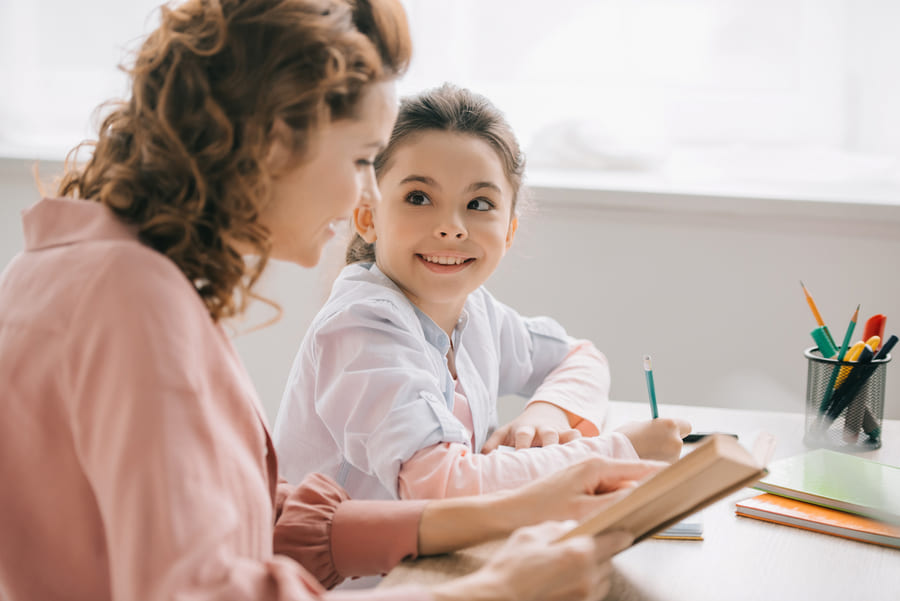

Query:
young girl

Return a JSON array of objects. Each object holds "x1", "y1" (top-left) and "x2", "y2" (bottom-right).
[{"x1": 273, "y1": 84, "x2": 689, "y2": 501}]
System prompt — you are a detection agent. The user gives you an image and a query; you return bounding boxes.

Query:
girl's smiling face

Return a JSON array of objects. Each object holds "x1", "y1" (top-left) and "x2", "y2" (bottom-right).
[{"x1": 355, "y1": 130, "x2": 517, "y2": 331}]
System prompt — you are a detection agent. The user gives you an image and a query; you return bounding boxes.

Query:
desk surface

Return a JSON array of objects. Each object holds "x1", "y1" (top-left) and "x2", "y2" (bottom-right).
[{"x1": 381, "y1": 401, "x2": 900, "y2": 600}]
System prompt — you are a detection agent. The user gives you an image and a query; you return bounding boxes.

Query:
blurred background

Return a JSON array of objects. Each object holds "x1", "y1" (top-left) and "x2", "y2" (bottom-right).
[{"x1": 2, "y1": 0, "x2": 899, "y2": 421}]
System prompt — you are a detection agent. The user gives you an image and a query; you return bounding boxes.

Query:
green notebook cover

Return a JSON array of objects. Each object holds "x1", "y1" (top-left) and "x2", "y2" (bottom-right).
[{"x1": 754, "y1": 449, "x2": 900, "y2": 525}]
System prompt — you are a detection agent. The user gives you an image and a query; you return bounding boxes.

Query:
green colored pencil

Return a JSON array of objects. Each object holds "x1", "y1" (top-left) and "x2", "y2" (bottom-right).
[
  {"x1": 643, "y1": 354, "x2": 658, "y2": 419},
  {"x1": 819, "y1": 305, "x2": 859, "y2": 415}
]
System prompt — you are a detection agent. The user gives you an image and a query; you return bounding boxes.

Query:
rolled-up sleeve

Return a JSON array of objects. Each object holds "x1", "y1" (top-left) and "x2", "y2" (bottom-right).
[
  {"x1": 527, "y1": 339, "x2": 611, "y2": 435},
  {"x1": 311, "y1": 301, "x2": 471, "y2": 498}
]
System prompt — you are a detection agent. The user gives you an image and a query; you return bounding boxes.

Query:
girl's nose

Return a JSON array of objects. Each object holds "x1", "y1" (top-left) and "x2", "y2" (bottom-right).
[{"x1": 436, "y1": 218, "x2": 467, "y2": 240}]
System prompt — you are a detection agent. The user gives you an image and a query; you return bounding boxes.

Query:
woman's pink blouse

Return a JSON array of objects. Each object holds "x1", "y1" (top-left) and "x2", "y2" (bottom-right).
[{"x1": 0, "y1": 198, "x2": 430, "y2": 601}]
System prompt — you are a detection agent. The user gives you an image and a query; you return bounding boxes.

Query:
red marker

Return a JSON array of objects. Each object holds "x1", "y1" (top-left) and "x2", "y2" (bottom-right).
[{"x1": 863, "y1": 314, "x2": 886, "y2": 350}]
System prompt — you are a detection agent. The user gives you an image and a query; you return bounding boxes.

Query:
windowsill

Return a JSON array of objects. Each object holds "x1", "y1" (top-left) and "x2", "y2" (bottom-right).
[
  {"x1": 527, "y1": 168, "x2": 900, "y2": 224},
  {"x1": 3, "y1": 142, "x2": 899, "y2": 224},
  {"x1": 0, "y1": 141, "x2": 71, "y2": 164}
]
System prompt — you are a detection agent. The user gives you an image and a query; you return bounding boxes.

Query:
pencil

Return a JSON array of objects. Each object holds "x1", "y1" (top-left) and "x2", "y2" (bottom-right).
[
  {"x1": 801, "y1": 281, "x2": 837, "y2": 349},
  {"x1": 643, "y1": 354, "x2": 658, "y2": 419},
  {"x1": 819, "y1": 304, "x2": 860, "y2": 416}
]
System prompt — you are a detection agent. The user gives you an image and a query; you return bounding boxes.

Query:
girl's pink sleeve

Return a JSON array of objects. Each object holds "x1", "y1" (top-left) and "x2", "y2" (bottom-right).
[
  {"x1": 274, "y1": 473, "x2": 428, "y2": 590},
  {"x1": 397, "y1": 434, "x2": 638, "y2": 499},
  {"x1": 528, "y1": 339, "x2": 610, "y2": 436}
]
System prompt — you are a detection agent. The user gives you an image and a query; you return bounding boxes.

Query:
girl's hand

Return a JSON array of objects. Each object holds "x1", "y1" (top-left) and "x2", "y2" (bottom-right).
[
  {"x1": 483, "y1": 401, "x2": 582, "y2": 452},
  {"x1": 614, "y1": 418, "x2": 692, "y2": 463},
  {"x1": 431, "y1": 522, "x2": 633, "y2": 601}
]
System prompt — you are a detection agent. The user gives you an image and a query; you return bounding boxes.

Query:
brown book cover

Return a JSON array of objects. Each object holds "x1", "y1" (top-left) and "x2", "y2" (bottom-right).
[{"x1": 557, "y1": 434, "x2": 767, "y2": 543}]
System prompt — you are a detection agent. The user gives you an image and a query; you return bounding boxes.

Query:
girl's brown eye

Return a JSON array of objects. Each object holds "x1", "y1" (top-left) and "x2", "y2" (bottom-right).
[
  {"x1": 406, "y1": 191, "x2": 431, "y2": 206},
  {"x1": 467, "y1": 198, "x2": 493, "y2": 211}
]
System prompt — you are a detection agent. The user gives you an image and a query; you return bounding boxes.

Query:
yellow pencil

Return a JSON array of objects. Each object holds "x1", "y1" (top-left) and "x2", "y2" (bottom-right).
[{"x1": 801, "y1": 281, "x2": 836, "y2": 348}]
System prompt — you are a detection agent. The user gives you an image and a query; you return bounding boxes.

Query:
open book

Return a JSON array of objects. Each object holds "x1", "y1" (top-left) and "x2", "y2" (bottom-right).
[{"x1": 557, "y1": 434, "x2": 768, "y2": 543}]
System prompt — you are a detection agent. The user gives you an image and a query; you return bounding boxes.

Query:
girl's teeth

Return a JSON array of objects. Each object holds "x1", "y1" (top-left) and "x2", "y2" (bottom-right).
[{"x1": 423, "y1": 255, "x2": 466, "y2": 265}]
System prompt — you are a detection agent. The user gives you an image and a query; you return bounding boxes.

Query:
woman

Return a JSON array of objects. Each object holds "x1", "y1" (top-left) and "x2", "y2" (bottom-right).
[{"x1": 0, "y1": 1, "x2": 660, "y2": 600}]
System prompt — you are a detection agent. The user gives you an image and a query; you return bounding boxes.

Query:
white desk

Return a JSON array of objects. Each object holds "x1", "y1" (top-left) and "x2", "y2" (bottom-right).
[{"x1": 381, "y1": 401, "x2": 900, "y2": 600}]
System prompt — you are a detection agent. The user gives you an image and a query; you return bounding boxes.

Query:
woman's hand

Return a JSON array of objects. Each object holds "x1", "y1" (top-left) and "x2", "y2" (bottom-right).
[
  {"x1": 482, "y1": 401, "x2": 582, "y2": 451},
  {"x1": 614, "y1": 418, "x2": 692, "y2": 463},
  {"x1": 496, "y1": 455, "x2": 665, "y2": 527},
  {"x1": 417, "y1": 456, "x2": 664, "y2": 556},
  {"x1": 431, "y1": 522, "x2": 633, "y2": 601}
]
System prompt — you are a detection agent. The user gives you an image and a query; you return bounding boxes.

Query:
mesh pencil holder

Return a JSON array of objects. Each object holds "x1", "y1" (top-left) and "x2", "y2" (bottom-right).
[{"x1": 803, "y1": 346, "x2": 890, "y2": 452}]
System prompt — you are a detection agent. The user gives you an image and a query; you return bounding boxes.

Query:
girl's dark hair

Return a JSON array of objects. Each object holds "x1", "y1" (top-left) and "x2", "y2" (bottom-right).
[
  {"x1": 57, "y1": 0, "x2": 410, "y2": 322},
  {"x1": 346, "y1": 82, "x2": 525, "y2": 264}
]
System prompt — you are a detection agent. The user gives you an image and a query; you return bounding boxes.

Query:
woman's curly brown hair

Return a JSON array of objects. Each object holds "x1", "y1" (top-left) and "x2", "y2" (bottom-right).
[{"x1": 57, "y1": 0, "x2": 410, "y2": 322}]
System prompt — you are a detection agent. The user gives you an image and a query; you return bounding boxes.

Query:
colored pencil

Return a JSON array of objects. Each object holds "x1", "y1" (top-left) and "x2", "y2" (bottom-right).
[
  {"x1": 801, "y1": 281, "x2": 836, "y2": 349},
  {"x1": 819, "y1": 305, "x2": 860, "y2": 416},
  {"x1": 643, "y1": 355, "x2": 658, "y2": 419}
]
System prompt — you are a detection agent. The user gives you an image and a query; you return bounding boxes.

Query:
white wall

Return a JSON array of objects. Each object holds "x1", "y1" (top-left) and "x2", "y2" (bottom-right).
[
  {"x1": 505, "y1": 182, "x2": 900, "y2": 422},
  {"x1": 3, "y1": 158, "x2": 899, "y2": 426}
]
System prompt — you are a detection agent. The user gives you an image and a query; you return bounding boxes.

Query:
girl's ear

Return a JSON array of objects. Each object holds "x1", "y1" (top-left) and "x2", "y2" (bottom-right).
[
  {"x1": 505, "y1": 216, "x2": 518, "y2": 250},
  {"x1": 354, "y1": 205, "x2": 378, "y2": 243}
]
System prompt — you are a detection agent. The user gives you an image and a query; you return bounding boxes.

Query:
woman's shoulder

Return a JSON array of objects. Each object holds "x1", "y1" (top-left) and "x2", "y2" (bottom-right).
[
  {"x1": 95, "y1": 240, "x2": 204, "y2": 308},
  {"x1": 64, "y1": 237, "x2": 213, "y2": 339}
]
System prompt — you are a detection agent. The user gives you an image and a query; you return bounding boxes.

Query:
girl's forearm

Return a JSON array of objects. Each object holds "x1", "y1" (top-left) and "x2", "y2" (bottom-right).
[{"x1": 401, "y1": 436, "x2": 638, "y2": 501}]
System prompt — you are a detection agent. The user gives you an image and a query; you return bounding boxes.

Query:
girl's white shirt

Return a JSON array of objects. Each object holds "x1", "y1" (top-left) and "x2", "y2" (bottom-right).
[{"x1": 273, "y1": 262, "x2": 605, "y2": 500}]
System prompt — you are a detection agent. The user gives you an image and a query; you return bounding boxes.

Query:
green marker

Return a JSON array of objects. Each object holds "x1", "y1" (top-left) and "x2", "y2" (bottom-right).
[{"x1": 811, "y1": 326, "x2": 837, "y2": 359}]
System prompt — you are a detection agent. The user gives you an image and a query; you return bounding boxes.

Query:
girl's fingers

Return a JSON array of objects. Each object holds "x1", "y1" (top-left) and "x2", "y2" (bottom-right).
[
  {"x1": 482, "y1": 427, "x2": 508, "y2": 453},
  {"x1": 536, "y1": 427, "x2": 560, "y2": 446},
  {"x1": 514, "y1": 426, "x2": 537, "y2": 449},
  {"x1": 559, "y1": 428, "x2": 583, "y2": 444}
]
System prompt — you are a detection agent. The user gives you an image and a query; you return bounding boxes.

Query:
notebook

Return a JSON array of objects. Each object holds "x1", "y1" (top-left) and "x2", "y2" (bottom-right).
[
  {"x1": 753, "y1": 449, "x2": 900, "y2": 525},
  {"x1": 736, "y1": 493, "x2": 900, "y2": 549},
  {"x1": 653, "y1": 515, "x2": 704, "y2": 540}
]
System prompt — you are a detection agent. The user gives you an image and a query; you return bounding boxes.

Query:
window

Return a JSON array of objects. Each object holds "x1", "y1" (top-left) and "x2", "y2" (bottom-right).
[
  {"x1": 0, "y1": 0, "x2": 160, "y2": 158},
  {"x1": 3, "y1": 0, "x2": 899, "y2": 198},
  {"x1": 398, "y1": 0, "x2": 900, "y2": 197}
]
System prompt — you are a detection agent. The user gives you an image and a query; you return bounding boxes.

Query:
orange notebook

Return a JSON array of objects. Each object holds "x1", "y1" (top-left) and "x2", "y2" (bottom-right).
[{"x1": 735, "y1": 493, "x2": 900, "y2": 549}]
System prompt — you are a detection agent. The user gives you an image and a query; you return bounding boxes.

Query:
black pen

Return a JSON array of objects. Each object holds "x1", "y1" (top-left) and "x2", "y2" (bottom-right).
[
  {"x1": 860, "y1": 334, "x2": 898, "y2": 440},
  {"x1": 682, "y1": 432, "x2": 738, "y2": 443},
  {"x1": 837, "y1": 335, "x2": 897, "y2": 422},
  {"x1": 873, "y1": 334, "x2": 898, "y2": 361},
  {"x1": 826, "y1": 344, "x2": 875, "y2": 421}
]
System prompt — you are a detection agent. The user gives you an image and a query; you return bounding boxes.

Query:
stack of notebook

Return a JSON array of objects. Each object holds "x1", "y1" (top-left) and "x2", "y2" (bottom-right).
[{"x1": 735, "y1": 448, "x2": 900, "y2": 549}]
